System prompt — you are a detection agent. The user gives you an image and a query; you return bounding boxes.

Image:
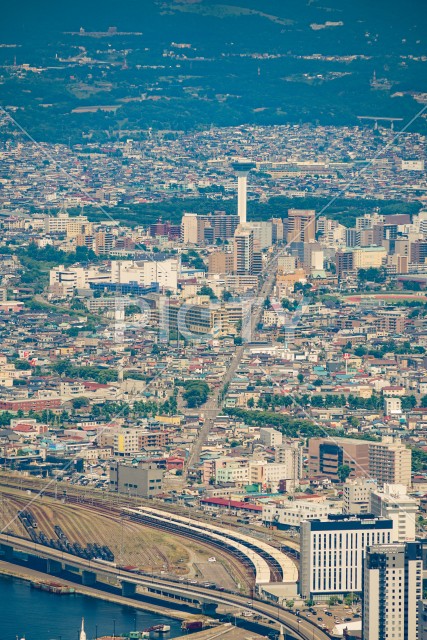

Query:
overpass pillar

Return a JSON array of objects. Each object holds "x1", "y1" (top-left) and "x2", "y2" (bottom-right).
[
  {"x1": 121, "y1": 581, "x2": 137, "y2": 597},
  {"x1": 201, "y1": 602, "x2": 218, "y2": 615},
  {"x1": 47, "y1": 559, "x2": 62, "y2": 575},
  {"x1": 81, "y1": 570, "x2": 97, "y2": 586}
]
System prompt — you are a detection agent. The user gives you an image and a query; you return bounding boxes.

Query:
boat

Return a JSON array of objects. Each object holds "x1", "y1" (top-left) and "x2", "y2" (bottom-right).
[
  {"x1": 31, "y1": 580, "x2": 75, "y2": 595},
  {"x1": 144, "y1": 624, "x2": 171, "y2": 633}
]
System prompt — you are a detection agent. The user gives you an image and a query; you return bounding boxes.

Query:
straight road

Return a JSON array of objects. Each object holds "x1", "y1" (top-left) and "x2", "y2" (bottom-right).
[{"x1": 184, "y1": 257, "x2": 277, "y2": 477}]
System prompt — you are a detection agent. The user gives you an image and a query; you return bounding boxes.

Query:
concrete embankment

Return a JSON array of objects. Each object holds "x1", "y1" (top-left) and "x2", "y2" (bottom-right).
[{"x1": 0, "y1": 560, "x2": 191, "y2": 621}]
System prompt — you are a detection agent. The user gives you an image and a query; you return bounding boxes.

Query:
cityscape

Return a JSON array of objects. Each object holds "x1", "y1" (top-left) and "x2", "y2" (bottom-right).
[{"x1": 1, "y1": 2, "x2": 427, "y2": 640}]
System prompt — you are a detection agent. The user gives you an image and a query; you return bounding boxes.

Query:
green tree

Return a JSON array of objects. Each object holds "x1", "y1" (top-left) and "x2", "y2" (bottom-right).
[
  {"x1": 198, "y1": 285, "x2": 217, "y2": 299},
  {"x1": 337, "y1": 464, "x2": 352, "y2": 483},
  {"x1": 72, "y1": 397, "x2": 90, "y2": 409}
]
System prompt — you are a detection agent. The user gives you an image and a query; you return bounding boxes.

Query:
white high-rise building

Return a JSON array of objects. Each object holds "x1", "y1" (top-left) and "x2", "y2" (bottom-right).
[
  {"x1": 369, "y1": 437, "x2": 412, "y2": 487},
  {"x1": 233, "y1": 228, "x2": 254, "y2": 275},
  {"x1": 343, "y1": 478, "x2": 377, "y2": 515},
  {"x1": 300, "y1": 514, "x2": 393, "y2": 599},
  {"x1": 275, "y1": 442, "x2": 303, "y2": 482},
  {"x1": 181, "y1": 213, "x2": 199, "y2": 244},
  {"x1": 370, "y1": 484, "x2": 418, "y2": 542},
  {"x1": 363, "y1": 542, "x2": 422, "y2": 640}
]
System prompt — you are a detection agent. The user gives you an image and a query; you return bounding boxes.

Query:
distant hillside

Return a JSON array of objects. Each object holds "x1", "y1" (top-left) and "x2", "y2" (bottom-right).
[{"x1": 1, "y1": 0, "x2": 426, "y2": 142}]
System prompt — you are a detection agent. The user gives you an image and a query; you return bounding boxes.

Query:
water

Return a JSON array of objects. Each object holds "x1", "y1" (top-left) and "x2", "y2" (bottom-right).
[{"x1": 0, "y1": 575, "x2": 182, "y2": 640}]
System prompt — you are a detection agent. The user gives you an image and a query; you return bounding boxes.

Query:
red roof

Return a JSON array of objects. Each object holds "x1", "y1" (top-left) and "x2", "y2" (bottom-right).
[{"x1": 12, "y1": 424, "x2": 35, "y2": 433}]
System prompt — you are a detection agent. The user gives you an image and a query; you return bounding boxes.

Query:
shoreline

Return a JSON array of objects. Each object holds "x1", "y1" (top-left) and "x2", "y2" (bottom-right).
[{"x1": 0, "y1": 560, "x2": 191, "y2": 622}]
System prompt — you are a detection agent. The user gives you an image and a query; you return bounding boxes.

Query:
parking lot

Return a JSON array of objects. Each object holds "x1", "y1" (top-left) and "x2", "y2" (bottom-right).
[{"x1": 297, "y1": 602, "x2": 361, "y2": 634}]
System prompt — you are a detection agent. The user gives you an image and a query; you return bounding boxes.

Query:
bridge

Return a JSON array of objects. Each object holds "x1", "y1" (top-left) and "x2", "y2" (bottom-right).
[{"x1": 0, "y1": 532, "x2": 328, "y2": 640}]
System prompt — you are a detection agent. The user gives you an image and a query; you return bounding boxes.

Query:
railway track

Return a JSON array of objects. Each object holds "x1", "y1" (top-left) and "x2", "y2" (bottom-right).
[
  {"x1": 0, "y1": 475, "x2": 295, "y2": 585},
  {"x1": 0, "y1": 481, "x2": 254, "y2": 590}
]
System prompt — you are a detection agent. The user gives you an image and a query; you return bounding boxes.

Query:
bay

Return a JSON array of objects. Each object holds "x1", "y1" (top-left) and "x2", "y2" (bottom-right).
[{"x1": 0, "y1": 575, "x2": 181, "y2": 640}]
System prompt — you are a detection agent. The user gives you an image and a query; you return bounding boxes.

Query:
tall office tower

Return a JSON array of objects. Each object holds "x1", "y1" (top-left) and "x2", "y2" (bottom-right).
[
  {"x1": 181, "y1": 213, "x2": 199, "y2": 244},
  {"x1": 212, "y1": 211, "x2": 240, "y2": 240},
  {"x1": 369, "y1": 437, "x2": 412, "y2": 487},
  {"x1": 300, "y1": 514, "x2": 393, "y2": 600},
  {"x1": 181, "y1": 213, "x2": 210, "y2": 244},
  {"x1": 370, "y1": 484, "x2": 418, "y2": 542},
  {"x1": 285, "y1": 209, "x2": 316, "y2": 243},
  {"x1": 345, "y1": 228, "x2": 359, "y2": 247},
  {"x1": 233, "y1": 228, "x2": 254, "y2": 275},
  {"x1": 363, "y1": 542, "x2": 422, "y2": 640},
  {"x1": 232, "y1": 160, "x2": 256, "y2": 225}
]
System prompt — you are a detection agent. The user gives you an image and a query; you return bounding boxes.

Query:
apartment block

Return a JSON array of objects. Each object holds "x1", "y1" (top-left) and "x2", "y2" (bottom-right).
[{"x1": 363, "y1": 542, "x2": 422, "y2": 640}]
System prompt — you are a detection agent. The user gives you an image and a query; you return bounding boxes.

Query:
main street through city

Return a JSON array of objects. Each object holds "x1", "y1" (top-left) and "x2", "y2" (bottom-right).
[{"x1": 184, "y1": 255, "x2": 278, "y2": 477}]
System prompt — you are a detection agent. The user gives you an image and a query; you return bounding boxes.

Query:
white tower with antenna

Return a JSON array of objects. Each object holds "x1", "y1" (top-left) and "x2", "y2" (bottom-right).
[{"x1": 232, "y1": 160, "x2": 256, "y2": 225}]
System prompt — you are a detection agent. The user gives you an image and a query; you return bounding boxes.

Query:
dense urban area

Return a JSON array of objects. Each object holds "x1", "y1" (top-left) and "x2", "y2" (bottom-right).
[{"x1": 2, "y1": 2, "x2": 427, "y2": 640}]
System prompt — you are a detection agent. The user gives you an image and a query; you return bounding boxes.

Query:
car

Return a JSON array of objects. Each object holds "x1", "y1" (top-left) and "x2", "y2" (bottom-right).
[
  {"x1": 354, "y1": 614, "x2": 361, "y2": 618},
  {"x1": 246, "y1": 602, "x2": 253, "y2": 607},
  {"x1": 317, "y1": 617, "x2": 323, "y2": 621},
  {"x1": 325, "y1": 612, "x2": 333, "y2": 617},
  {"x1": 178, "y1": 577, "x2": 185, "y2": 581},
  {"x1": 242, "y1": 611, "x2": 253, "y2": 617},
  {"x1": 344, "y1": 618, "x2": 352, "y2": 622},
  {"x1": 306, "y1": 613, "x2": 312, "y2": 617}
]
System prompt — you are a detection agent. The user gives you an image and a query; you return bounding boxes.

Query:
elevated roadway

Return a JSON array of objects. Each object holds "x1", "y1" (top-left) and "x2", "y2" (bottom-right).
[{"x1": 0, "y1": 532, "x2": 328, "y2": 640}]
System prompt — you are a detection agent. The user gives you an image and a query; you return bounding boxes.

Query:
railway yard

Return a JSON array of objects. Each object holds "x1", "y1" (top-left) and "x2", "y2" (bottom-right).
[
  {"x1": 0, "y1": 474, "x2": 344, "y2": 640},
  {"x1": 0, "y1": 478, "x2": 256, "y2": 593}
]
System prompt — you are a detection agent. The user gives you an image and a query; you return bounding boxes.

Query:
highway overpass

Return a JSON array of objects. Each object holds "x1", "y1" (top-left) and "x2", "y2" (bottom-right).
[{"x1": 0, "y1": 532, "x2": 328, "y2": 640}]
